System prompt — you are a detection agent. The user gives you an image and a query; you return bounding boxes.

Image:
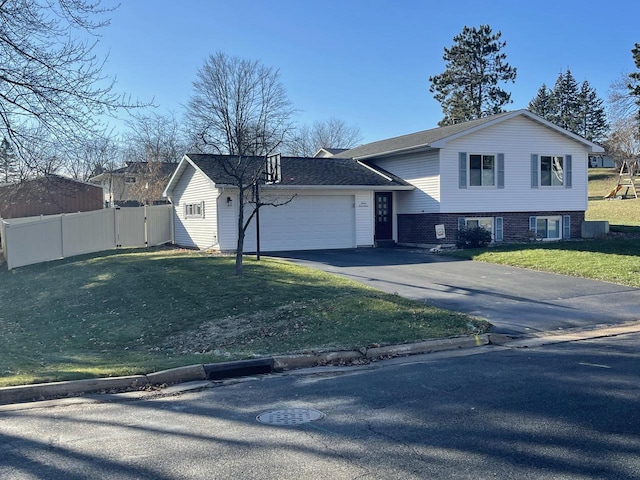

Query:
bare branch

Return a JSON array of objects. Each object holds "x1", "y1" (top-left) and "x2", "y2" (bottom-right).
[{"x1": 0, "y1": 0, "x2": 150, "y2": 177}]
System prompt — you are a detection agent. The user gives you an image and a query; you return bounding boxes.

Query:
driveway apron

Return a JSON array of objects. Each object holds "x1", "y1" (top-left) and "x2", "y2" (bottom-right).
[{"x1": 271, "y1": 248, "x2": 640, "y2": 335}]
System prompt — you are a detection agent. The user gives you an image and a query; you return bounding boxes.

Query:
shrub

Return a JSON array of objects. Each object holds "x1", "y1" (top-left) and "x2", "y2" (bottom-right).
[{"x1": 456, "y1": 227, "x2": 493, "y2": 249}]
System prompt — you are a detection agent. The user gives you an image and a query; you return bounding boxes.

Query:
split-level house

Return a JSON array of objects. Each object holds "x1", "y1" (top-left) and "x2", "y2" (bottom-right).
[{"x1": 163, "y1": 110, "x2": 604, "y2": 252}]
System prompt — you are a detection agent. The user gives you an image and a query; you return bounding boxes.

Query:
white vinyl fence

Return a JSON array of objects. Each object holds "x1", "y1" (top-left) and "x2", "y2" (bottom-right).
[{"x1": 1, "y1": 205, "x2": 173, "y2": 270}]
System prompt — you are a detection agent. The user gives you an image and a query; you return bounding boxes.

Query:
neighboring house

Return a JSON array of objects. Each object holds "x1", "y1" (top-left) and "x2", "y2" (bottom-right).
[
  {"x1": 588, "y1": 155, "x2": 615, "y2": 168},
  {"x1": 0, "y1": 175, "x2": 103, "y2": 219},
  {"x1": 164, "y1": 109, "x2": 604, "y2": 252},
  {"x1": 89, "y1": 162, "x2": 177, "y2": 207},
  {"x1": 314, "y1": 147, "x2": 349, "y2": 158}
]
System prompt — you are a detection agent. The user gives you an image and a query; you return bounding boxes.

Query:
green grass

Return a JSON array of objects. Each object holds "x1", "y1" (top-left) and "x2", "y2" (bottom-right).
[
  {"x1": 448, "y1": 239, "x2": 640, "y2": 288},
  {"x1": 0, "y1": 247, "x2": 487, "y2": 387},
  {"x1": 586, "y1": 168, "x2": 640, "y2": 226}
]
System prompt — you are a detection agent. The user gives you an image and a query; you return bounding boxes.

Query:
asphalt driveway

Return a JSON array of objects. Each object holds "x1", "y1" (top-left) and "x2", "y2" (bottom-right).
[{"x1": 271, "y1": 248, "x2": 640, "y2": 335}]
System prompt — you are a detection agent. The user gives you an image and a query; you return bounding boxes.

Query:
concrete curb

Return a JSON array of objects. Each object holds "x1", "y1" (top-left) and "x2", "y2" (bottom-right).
[
  {"x1": 0, "y1": 335, "x2": 489, "y2": 406},
  {"x1": 273, "y1": 334, "x2": 490, "y2": 371},
  {"x1": 0, "y1": 375, "x2": 149, "y2": 406},
  {"x1": 146, "y1": 364, "x2": 207, "y2": 385},
  {"x1": 499, "y1": 323, "x2": 640, "y2": 349},
  {"x1": 4, "y1": 324, "x2": 637, "y2": 406}
]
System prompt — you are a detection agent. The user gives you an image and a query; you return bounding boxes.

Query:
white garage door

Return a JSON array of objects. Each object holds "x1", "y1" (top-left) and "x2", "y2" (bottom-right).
[{"x1": 243, "y1": 195, "x2": 356, "y2": 252}]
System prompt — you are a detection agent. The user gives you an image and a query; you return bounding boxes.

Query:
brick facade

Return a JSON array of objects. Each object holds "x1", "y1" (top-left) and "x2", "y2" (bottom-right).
[{"x1": 398, "y1": 211, "x2": 585, "y2": 244}]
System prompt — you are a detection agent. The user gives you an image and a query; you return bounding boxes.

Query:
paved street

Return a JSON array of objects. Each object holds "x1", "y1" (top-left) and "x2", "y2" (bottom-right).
[
  {"x1": 2, "y1": 332, "x2": 639, "y2": 479},
  {"x1": 272, "y1": 248, "x2": 640, "y2": 334}
]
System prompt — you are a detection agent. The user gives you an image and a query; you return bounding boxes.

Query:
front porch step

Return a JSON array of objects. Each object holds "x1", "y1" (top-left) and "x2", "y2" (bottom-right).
[{"x1": 374, "y1": 239, "x2": 396, "y2": 248}]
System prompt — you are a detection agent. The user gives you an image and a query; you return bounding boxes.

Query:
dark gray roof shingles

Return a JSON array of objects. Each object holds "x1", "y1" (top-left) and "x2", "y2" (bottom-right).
[
  {"x1": 338, "y1": 111, "x2": 515, "y2": 159},
  {"x1": 186, "y1": 154, "x2": 411, "y2": 187}
]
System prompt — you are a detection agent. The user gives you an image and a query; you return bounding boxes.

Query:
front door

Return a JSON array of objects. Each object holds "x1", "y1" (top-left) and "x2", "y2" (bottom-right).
[{"x1": 375, "y1": 192, "x2": 393, "y2": 241}]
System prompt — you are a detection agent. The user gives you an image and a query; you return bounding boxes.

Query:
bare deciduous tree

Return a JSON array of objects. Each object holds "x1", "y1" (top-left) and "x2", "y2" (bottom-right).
[
  {"x1": 124, "y1": 111, "x2": 186, "y2": 164},
  {"x1": 122, "y1": 111, "x2": 186, "y2": 205},
  {"x1": 0, "y1": 0, "x2": 146, "y2": 176},
  {"x1": 286, "y1": 118, "x2": 362, "y2": 157},
  {"x1": 608, "y1": 72, "x2": 639, "y2": 124},
  {"x1": 605, "y1": 117, "x2": 640, "y2": 168},
  {"x1": 67, "y1": 133, "x2": 122, "y2": 182},
  {"x1": 186, "y1": 52, "x2": 294, "y2": 275}
]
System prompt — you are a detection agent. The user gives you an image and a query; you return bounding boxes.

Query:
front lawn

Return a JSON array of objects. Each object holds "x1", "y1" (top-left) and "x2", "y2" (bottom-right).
[
  {"x1": 449, "y1": 239, "x2": 640, "y2": 288},
  {"x1": 0, "y1": 247, "x2": 487, "y2": 387}
]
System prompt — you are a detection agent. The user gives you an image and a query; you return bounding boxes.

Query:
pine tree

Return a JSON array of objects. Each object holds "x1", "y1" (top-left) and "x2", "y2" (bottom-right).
[
  {"x1": 551, "y1": 70, "x2": 580, "y2": 133},
  {"x1": 0, "y1": 136, "x2": 17, "y2": 183},
  {"x1": 529, "y1": 69, "x2": 607, "y2": 143},
  {"x1": 577, "y1": 81, "x2": 607, "y2": 142},
  {"x1": 630, "y1": 43, "x2": 640, "y2": 125},
  {"x1": 429, "y1": 25, "x2": 517, "y2": 126},
  {"x1": 528, "y1": 84, "x2": 554, "y2": 117}
]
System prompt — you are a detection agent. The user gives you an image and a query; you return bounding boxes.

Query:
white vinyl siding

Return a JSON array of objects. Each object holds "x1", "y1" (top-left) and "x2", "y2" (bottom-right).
[
  {"x1": 355, "y1": 191, "x2": 375, "y2": 246},
  {"x1": 372, "y1": 150, "x2": 440, "y2": 214},
  {"x1": 439, "y1": 116, "x2": 588, "y2": 213},
  {"x1": 171, "y1": 164, "x2": 219, "y2": 249}
]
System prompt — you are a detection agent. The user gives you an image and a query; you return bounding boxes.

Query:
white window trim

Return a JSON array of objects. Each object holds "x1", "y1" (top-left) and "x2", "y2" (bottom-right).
[
  {"x1": 534, "y1": 215, "x2": 562, "y2": 241},
  {"x1": 539, "y1": 155, "x2": 564, "y2": 188},
  {"x1": 465, "y1": 217, "x2": 495, "y2": 241},
  {"x1": 184, "y1": 201, "x2": 205, "y2": 219},
  {"x1": 468, "y1": 153, "x2": 497, "y2": 188}
]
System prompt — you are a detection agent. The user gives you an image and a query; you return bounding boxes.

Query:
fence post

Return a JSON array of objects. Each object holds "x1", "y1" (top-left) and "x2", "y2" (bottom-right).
[
  {"x1": 115, "y1": 206, "x2": 120, "y2": 248},
  {"x1": 144, "y1": 205, "x2": 149, "y2": 248},
  {"x1": 60, "y1": 214, "x2": 65, "y2": 258}
]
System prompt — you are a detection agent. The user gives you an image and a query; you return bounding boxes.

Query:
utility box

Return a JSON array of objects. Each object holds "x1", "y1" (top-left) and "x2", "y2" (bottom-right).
[{"x1": 582, "y1": 221, "x2": 609, "y2": 238}]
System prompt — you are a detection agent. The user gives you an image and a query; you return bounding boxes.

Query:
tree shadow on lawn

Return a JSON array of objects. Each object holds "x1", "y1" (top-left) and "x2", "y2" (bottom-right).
[{"x1": 1, "y1": 335, "x2": 639, "y2": 479}]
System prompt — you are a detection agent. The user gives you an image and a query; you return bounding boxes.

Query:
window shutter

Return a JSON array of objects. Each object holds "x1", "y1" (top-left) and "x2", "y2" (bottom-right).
[
  {"x1": 495, "y1": 217, "x2": 503, "y2": 242},
  {"x1": 563, "y1": 215, "x2": 571, "y2": 239},
  {"x1": 458, "y1": 152, "x2": 467, "y2": 189},
  {"x1": 529, "y1": 216, "x2": 536, "y2": 232},
  {"x1": 201, "y1": 201, "x2": 205, "y2": 218},
  {"x1": 458, "y1": 217, "x2": 466, "y2": 231},
  {"x1": 565, "y1": 155, "x2": 572, "y2": 188},
  {"x1": 497, "y1": 153, "x2": 505, "y2": 189},
  {"x1": 531, "y1": 154, "x2": 538, "y2": 188},
  {"x1": 183, "y1": 204, "x2": 188, "y2": 217}
]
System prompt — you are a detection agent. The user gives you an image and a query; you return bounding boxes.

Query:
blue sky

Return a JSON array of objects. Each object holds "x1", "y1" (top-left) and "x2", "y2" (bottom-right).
[{"x1": 97, "y1": 0, "x2": 640, "y2": 144}]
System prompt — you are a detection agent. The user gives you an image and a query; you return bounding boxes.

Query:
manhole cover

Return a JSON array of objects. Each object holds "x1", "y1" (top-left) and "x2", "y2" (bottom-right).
[{"x1": 256, "y1": 408, "x2": 324, "y2": 426}]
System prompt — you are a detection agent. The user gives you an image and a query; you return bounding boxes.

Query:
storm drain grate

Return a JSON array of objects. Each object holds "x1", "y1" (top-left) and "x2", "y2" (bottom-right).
[{"x1": 256, "y1": 408, "x2": 324, "y2": 426}]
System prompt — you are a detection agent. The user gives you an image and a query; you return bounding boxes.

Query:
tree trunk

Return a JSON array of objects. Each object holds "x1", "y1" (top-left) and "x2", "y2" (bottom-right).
[{"x1": 235, "y1": 187, "x2": 245, "y2": 275}]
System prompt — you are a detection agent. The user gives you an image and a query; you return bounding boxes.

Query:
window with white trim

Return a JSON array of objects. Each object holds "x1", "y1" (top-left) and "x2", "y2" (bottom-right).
[
  {"x1": 458, "y1": 216, "x2": 503, "y2": 242},
  {"x1": 469, "y1": 154, "x2": 496, "y2": 187},
  {"x1": 465, "y1": 217, "x2": 494, "y2": 239},
  {"x1": 540, "y1": 155, "x2": 564, "y2": 186},
  {"x1": 184, "y1": 201, "x2": 204, "y2": 218},
  {"x1": 532, "y1": 215, "x2": 561, "y2": 240}
]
